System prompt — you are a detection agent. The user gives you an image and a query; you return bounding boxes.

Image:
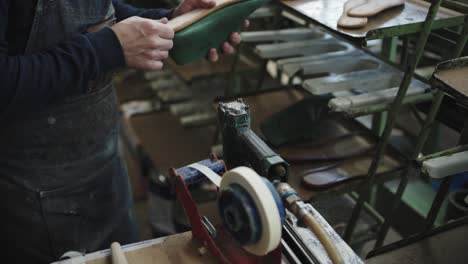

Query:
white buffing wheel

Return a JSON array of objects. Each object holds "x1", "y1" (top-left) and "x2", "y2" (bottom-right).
[{"x1": 220, "y1": 166, "x2": 282, "y2": 256}]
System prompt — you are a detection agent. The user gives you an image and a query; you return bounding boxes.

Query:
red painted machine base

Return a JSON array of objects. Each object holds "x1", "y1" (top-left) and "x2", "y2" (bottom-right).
[{"x1": 169, "y1": 155, "x2": 282, "y2": 264}]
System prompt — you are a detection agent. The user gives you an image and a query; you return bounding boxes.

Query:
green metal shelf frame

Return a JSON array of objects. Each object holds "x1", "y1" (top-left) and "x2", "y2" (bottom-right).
[
  {"x1": 280, "y1": 0, "x2": 467, "y2": 47},
  {"x1": 343, "y1": 0, "x2": 468, "y2": 244},
  {"x1": 372, "y1": 54, "x2": 468, "y2": 249},
  {"x1": 231, "y1": 0, "x2": 468, "y2": 247},
  {"x1": 260, "y1": 39, "x2": 436, "y2": 117},
  {"x1": 273, "y1": 0, "x2": 468, "y2": 246}
]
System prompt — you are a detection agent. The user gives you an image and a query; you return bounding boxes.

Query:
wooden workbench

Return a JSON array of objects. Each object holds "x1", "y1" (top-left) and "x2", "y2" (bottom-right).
[{"x1": 52, "y1": 195, "x2": 363, "y2": 263}]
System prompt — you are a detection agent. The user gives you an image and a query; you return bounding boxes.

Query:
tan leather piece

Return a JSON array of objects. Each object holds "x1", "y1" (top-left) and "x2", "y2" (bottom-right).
[
  {"x1": 337, "y1": 0, "x2": 368, "y2": 29},
  {"x1": 168, "y1": 0, "x2": 243, "y2": 32},
  {"x1": 301, "y1": 153, "x2": 402, "y2": 191},
  {"x1": 278, "y1": 132, "x2": 373, "y2": 162},
  {"x1": 348, "y1": 0, "x2": 405, "y2": 17}
]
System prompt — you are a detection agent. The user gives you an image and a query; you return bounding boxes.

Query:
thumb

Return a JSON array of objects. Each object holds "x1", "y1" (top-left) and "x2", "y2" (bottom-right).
[{"x1": 158, "y1": 17, "x2": 169, "y2": 24}]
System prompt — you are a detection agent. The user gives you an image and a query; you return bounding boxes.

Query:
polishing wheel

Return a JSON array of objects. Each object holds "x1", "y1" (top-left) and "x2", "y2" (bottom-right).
[{"x1": 219, "y1": 167, "x2": 284, "y2": 256}]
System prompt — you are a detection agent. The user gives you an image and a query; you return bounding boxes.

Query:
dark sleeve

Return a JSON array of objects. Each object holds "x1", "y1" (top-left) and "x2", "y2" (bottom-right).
[
  {"x1": 0, "y1": 1, "x2": 126, "y2": 116},
  {"x1": 113, "y1": 0, "x2": 174, "y2": 21}
]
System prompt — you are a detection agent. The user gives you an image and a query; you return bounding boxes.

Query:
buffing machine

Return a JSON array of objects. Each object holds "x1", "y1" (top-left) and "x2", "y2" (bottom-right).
[{"x1": 170, "y1": 100, "x2": 350, "y2": 264}]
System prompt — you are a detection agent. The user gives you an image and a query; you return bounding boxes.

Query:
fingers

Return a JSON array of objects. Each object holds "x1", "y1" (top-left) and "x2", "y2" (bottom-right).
[
  {"x1": 153, "y1": 22, "x2": 175, "y2": 39},
  {"x1": 158, "y1": 17, "x2": 169, "y2": 24},
  {"x1": 222, "y1": 42, "x2": 235, "y2": 54},
  {"x1": 207, "y1": 42, "x2": 235, "y2": 62},
  {"x1": 114, "y1": 16, "x2": 173, "y2": 71},
  {"x1": 142, "y1": 60, "x2": 164, "y2": 70},
  {"x1": 127, "y1": 55, "x2": 164, "y2": 71},
  {"x1": 198, "y1": 0, "x2": 216, "y2": 8},
  {"x1": 142, "y1": 49, "x2": 169, "y2": 60},
  {"x1": 204, "y1": 22, "x2": 247, "y2": 62},
  {"x1": 140, "y1": 19, "x2": 174, "y2": 39},
  {"x1": 243, "y1": 19, "x2": 250, "y2": 28},
  {"x1": 208, "y1": 48, "x2": 219, "y2": 62},
  {"x1": 229, "y1": 32, "x2": 241, "y2": 45},
  {"x1": 136, "y1": 49, "x2": 167, "y2": 70},
  {"x1": 143, "y1": 36, "x2": 173, "y2": 50},
  {"x1": 157, "y1": 25, "x2": 174, "y2": 40}
]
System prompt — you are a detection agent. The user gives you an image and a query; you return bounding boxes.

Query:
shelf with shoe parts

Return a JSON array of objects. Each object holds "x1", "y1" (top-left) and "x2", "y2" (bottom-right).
[
  {"x1": 280, "y1": 0, "x2": 466, "y2": 45},
  {"x1": 230, "y1": 0, "x2": 468, "y2": 249},
  {"x1": 248, "y1": 0, "x2": 464, "y2": 116},
  {"x1": 359, "y1": 57, "x2": 468, "y2": 254},
  {"x1": 233, "y1": 1, "x2": 465, "y2": 186},
  {"x1": 232, "y1": 39, "x2": 430, "y2": 118},
  {"x1": 241, "y1": 0, "x2": 466, "y2": 137},
  {"x1": 252, "y1": 35, "x2": 433, "y2": 117},
  {"x1": 217, "y1": 3, "x2": 432, "y2": 117},
  {"x1": 419, "y1": 57, "x2": 468, "y2": 179},
  {"x1": 232, "y1": 2, "x2": 446, "y2": 117},
  {"x1": 240, "y1": 0, "x2": 466, "y2": 119},
  {"x1": 215, "y1": 89, "x2": 408, "y2": 203},
  {"x1": 236, "y1": 28, "x2": 468, "y2": 254}
]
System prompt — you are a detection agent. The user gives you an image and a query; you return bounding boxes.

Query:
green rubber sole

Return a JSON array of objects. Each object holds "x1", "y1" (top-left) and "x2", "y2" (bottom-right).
[{"x1": 170, "y1": 0, "x2": 270, "y2": 65}]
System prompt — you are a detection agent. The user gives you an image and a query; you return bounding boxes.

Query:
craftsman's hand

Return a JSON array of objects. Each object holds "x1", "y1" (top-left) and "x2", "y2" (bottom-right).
[
  {"x1": 173, "y1": 0, "x2": 250, "y2": 62},
  {"x1": 207, "y1": 20, "x2": 249, "y2": 62},
  {"x1": 112, "y1": 16, "x2": 174, "y2": 70}
]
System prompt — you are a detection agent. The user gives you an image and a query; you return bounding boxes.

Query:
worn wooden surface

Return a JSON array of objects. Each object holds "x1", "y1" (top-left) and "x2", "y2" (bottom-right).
[
  {"x1": 52, "y1": 213, "x2": 364, "y2": 264},
  {"x1": 61, "y1": 232, "x2": 218, "y2": 264}
]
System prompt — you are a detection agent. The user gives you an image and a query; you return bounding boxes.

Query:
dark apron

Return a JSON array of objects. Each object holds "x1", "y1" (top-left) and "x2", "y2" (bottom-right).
[{"x1": 0, "y1": 1, "x2": 137, "y2": 263}]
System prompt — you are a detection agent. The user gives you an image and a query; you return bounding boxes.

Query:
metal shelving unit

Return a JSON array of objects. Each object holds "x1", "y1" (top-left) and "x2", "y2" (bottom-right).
[
  {"x1": 281, "y1": 0, "x2": 465, "y2": 46},
  {"x1": 372, "y1": 56, "x2": 468, "y2": 252},
  {"x1": 273, "y1": 0, "x2": 468, "y2": 247}
]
